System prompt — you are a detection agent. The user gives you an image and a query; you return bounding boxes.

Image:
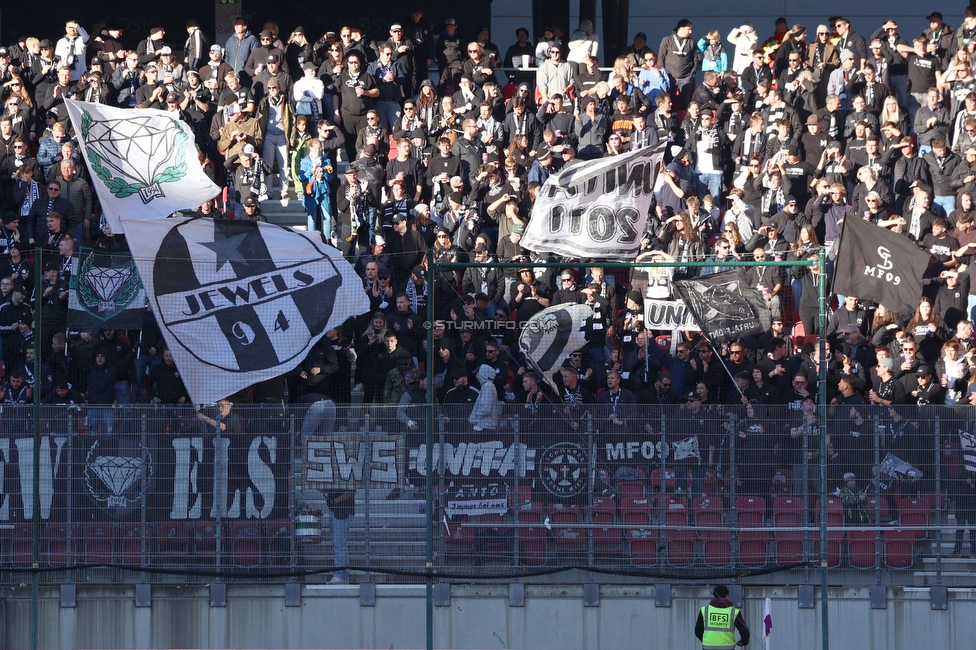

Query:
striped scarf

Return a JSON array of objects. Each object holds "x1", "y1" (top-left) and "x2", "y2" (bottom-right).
[{"x1": 19, "y1": 180, "x2": 39, "y2": 217}]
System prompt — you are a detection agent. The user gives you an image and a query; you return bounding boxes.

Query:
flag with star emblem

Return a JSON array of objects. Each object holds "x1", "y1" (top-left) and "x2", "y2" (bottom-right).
[
  {"x1": 120, "y1": 217, "x2": 370, "y2": 404},
  {"x1": 63, "y1": 99, "x2": 220, "y2": 233}
]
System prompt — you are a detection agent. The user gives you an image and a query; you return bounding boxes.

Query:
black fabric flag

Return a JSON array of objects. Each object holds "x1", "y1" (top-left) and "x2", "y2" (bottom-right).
[
  {"x1": 518, "y1": 303, "x2": 593, "y2": 392},
  {"x1": 673, "y1": 271, "x2": 771, "y2": 343},
  {"x1": 68, "y1": 247, "x2": 147, "y2": 330},
  {"x1": 833, "y1": 217, "x2": 931, "y2": 316}
]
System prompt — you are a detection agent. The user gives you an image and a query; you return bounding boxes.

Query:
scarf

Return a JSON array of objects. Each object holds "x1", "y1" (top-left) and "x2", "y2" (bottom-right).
[
  {"x1": 704, "y1": 42, "x2": 723, "y2": 62},
  {"x1": 245, "y1": 161, "x2": 268, "y2": 201},
  {"x1": 20, "y1": 180, "x2": 39, "y2": 217}
]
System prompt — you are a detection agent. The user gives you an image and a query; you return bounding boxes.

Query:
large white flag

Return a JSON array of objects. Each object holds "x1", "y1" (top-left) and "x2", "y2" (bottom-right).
[
  {"x1": 521, "y1": 143, "x2": 664, "y2": 260},
  {"x1": 64, "y1": 99, "x2": 220, "y2": 232},
  {"x1": 121, "y1": 217, "x2": 369, "y2": 404}
]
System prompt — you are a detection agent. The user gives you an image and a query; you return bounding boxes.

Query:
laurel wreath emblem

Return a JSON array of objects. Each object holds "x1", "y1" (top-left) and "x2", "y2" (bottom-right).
[
  {"x1": 81, "y1": 111, "x2": 189, "y2": 199},
  {"x1": 77, "y1": 251, "x2": 142, "y2": 318}
]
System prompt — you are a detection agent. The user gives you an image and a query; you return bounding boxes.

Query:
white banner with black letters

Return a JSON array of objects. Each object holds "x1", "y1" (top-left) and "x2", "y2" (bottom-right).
[
  {"x1": 521, "y1": 144, "x2": 665, "y2": 260},
  {"x1": 644, "y1": 299, "x2": 698, "y2": 331}
]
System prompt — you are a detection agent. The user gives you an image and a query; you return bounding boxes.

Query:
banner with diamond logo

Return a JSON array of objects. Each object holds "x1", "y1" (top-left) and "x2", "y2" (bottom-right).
[
  {"x1": 63, "y1": 99, "x2": 220, "y2": 233},
  {"x1": 68, "y1": 246, "x2": 147, "y2": 330}
]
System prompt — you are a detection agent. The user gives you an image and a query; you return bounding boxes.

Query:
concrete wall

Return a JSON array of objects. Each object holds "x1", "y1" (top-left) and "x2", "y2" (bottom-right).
[
  {"x1": 492, "y1": 0, "x2": 960, "y2": 65},
  {"x1": 3, "y1": 583, "x2": 974, "y2": 649}
]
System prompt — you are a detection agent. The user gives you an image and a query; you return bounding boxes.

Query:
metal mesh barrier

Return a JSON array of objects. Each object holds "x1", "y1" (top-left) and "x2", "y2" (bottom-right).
[{"x1": 5, "y1": 402, "x2": 970, "y2": 583}]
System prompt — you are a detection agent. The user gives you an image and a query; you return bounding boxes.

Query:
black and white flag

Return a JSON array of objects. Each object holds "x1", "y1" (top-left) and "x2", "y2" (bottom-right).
[
  {"x1": 521, "y1": 144, "x2": 665, "y2": 260},
  {"x1": 960, "y1": 429, "x2": 976, "y2": 473},
  {"x1": 672, "y1": 271, "x2": 770, "y2": 343},
  {"x1": 64, "y1": 100, "x2": 220, "y2": 233},
  {"x1": 519, "y1": 303, "x2": 593, "y2": 392},
  {"x1": 68, "y1": 247, "x2": 146, "y2": 330},
  {"x1": 873, "y1": 452, "x2": 924, "y2": 490},
  {"x1": 121, "y1": 218, "x2": 369, "y2": 404},
  {"x1": 833, "y1": 216, "x2": 932, "y2": 317}
]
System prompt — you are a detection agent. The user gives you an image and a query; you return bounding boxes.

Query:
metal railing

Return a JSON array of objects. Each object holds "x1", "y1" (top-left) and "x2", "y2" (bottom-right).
[{"x1": 2, "y1": 402, "x2": 972, "y2": 584}]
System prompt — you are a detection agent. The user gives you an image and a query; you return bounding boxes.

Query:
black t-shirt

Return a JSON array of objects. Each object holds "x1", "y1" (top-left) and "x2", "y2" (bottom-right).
[
  {"x1": 907, "y1": 54, "x2": 938, "y2": 92},
  {"x1": 386, "y1": 157, "x2": 423, "y2": 191},
  {"x1": 337, "y1": 71, "x2": 377, "y2": 116}
]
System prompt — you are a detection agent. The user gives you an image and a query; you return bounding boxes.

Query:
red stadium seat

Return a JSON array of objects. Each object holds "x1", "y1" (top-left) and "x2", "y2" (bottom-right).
[
  {"x1": 230, "y1": 521, "x2": 262, "y2": 567},
  {"x1": 549, "y1": 503, "x2": 585, "y2": 551},
  {"x1": 480, "y1": 512, "x2": 512, "y2": 558},
  {"x1": 650, "y1": 468, "x2": 677, "y2": 492},
  {"x1": 591, "y1": 497, "x2": 622, "y2": 549},
  {"x1": 9, "y1": 523, "x2": 33, "y2": 568},
  {"x1": 773, "y1": 496, "x2": 804, "y2": 526},
  {"x1": 443, "y1": 514, "x2": 477, "y2": 551},
  {"x1": 883, "y1": 528, "x2": 916, "y2": 569},
  {"x1": 897, "y1": 497, "x2": 929, "y2": 539},
  {"x1": 83, "y1": 522, "x2": 114, "y2": 565},
  {"x1": 514, "y1": 502, "x2": 548, "y2": 566},
  {"x1": 120, "y1": 523, "x2": 152, "y2": 567},
  {"x1": 44, "y1": 523, "x2": 77, "y2": 567},
  {"x1": 847, "y1": 529, "x2": 878, "y2": 568}
]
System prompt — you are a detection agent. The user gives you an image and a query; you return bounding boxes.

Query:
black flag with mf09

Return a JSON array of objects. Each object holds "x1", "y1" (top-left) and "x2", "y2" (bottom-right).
[{"x1": 833, "y1": 216, "x2": 932, "y2": 317}]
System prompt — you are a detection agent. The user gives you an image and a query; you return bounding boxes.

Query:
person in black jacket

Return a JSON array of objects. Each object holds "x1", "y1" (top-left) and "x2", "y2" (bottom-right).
[
  {"x1": 147, "y1": 349, "x2": 189, "y2": 405},
  {"x1": 86, "y1": 347, "x2": 116, "y2": 434}
]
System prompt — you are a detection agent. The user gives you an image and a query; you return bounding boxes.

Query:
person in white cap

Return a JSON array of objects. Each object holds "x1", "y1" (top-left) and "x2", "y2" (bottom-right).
[{"x1": 727, "y1": 23, "x2": 758, "y2": 75}]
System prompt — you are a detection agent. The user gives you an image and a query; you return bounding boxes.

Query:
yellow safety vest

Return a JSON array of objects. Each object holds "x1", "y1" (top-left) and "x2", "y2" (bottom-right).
[{"x1": 700, "y1": 604, "x2": 737, "y2": 650}]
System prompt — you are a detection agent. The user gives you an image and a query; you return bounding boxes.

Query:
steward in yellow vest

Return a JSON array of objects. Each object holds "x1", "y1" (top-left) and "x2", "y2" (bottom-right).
[{"x1": 694, "y1": 585, "x2": 750, "y2": 649}]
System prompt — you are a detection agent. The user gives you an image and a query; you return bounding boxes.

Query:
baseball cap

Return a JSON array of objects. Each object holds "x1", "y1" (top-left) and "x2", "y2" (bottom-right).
[
  {"x1": 242, "y1": 143, "x2": 255, "y2": 155},
  {"x1": 391, "y1": 23, "x2": 403, "y2": 31},
  {"x1": 806, "y1": 114, "x2": 820, "y2": 125},
  {"x1": 391, "y1": 214, "x2": 406, "y2": 224},
  {"x1": 917, "y1": 365, "x2": 933, "y2": 377},
  {"x1": 267, "y1": 54, "x2": 280, "y2": 63},
  {"x1": 243, "y1": 196, "x2": 258, "y2": 207},
  {"x1": 259, "y1": 29, "x2": 273, "y2": 38},
  {"x1": 927, "y1": 12, "x2": 943, "y2": 21},
  {"x1": 210, "y1": 44, "x2": 223, "y2": 53},
  {"x1": 267, "y1": 77, "x2": 280, "y2": 88},
  {"x1": 377, "y1": 266, "x2": 391, "y2": 278},
  {"x1": 445, "y1": 17, "x2": 457, "y2": 26},
  {"x1": 43, "y1": 261, "x2": 59, "y2": 272},
  {"x1": 165, "y1": 91, "x2": 180, "y2": 103},
  {"x1": 159, "y1": 46, "x2": 173, "y2": 55}
]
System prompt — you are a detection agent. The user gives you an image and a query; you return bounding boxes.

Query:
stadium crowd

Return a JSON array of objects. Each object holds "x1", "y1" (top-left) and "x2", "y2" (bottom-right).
[{"x1": 3, "y1": 9, "x2": 976, "y2": 430}]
